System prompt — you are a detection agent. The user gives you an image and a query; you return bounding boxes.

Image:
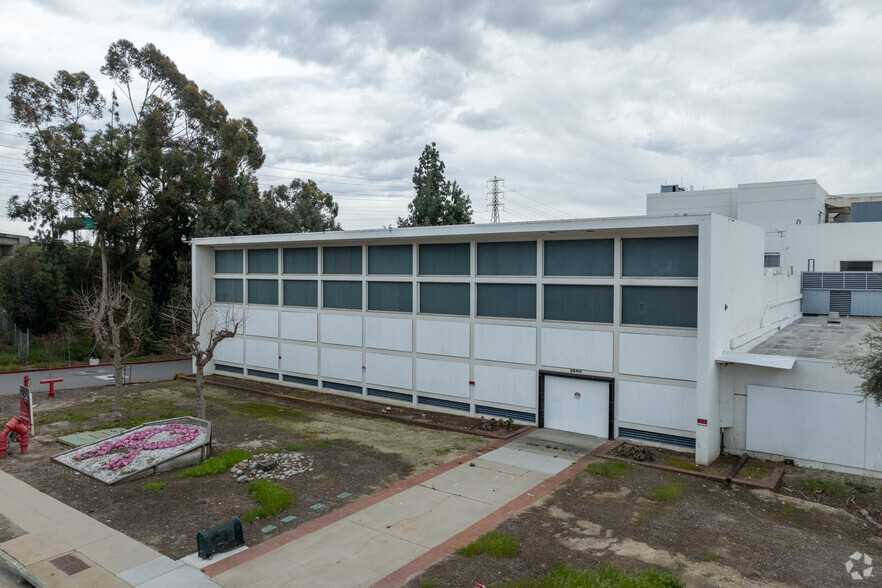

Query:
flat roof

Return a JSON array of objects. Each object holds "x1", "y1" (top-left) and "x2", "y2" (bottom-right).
[
  {"x1": 191, "y1": 213, "x2": 711, "y2": 247},
  {"x1": 748, "y1": 316, "x2": 877, "y2": 361}
]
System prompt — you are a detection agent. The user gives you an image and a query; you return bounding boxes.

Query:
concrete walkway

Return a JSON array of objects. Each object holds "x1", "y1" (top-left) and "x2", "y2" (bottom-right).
[{"x1": 0, "y1": 429, "x2": 607, "y2": 587}]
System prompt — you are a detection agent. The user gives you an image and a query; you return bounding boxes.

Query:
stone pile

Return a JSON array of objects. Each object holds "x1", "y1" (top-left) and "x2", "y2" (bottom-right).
[{"x1": 230, "y1": 451, "x2": 314, "y2": 483}]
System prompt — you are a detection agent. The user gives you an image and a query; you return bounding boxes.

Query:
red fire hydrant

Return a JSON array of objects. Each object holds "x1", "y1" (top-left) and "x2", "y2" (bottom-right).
[{"x1": 0, "y1": 416, "x2": 29, "y2": 458}]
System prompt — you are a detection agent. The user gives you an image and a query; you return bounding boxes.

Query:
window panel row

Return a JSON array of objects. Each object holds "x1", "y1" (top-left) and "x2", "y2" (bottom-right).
[{"x1": 213, "y1": 281, "x2": 696, "y2": 327}]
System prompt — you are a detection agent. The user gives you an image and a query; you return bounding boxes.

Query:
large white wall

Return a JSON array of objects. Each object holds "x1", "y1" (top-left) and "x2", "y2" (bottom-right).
[{"x1": 784, "y1": 221, "x2": 882, "y2": 273}]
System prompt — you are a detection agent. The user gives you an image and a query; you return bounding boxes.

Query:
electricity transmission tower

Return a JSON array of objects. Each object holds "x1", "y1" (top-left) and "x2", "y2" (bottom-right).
[{"x1": 487, "y1": 176, "x2": 504, "y2": 223}]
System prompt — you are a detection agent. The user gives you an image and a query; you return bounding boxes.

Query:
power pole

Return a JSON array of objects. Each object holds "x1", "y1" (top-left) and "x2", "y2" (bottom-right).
[{"x1": 487, "y1": 176, "x2": 504, "y2": 223}]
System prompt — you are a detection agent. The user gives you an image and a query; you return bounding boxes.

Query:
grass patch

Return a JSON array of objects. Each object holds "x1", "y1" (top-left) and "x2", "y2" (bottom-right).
[
  {"x1": 234, "y1": 402, "x2": 308, "y2": 422},
  {"x1": 242, "y1": 479, "x2": 294, "y2": 523},
  {"x1": 496, "y1": 564, "x2": 683, "y2": 587},
  {"x1": 645, "y1": 478, "x2": 689, "y2": 502},
  {"x1": 434, "y1": 448, "x2": 452, "y2": 455},
  {"x1": 175, "y1": 449, "x2": 252, "y2": 478},
  {"x1": 585, "y1": 461, "x2": 636, "y2": 478},
  {"x1": 776, "y1": 506, "x2": 797, "y2": 520},
  {"x1": 141, "y1": 482, "x2": 167, "y2": 492},
  {"x1": 799, "y1": 477, "x2": 855, "y2": 499},
  {"x1": 703, "y1": 552, "x2": 720, "y2": 562},
  {"x1": 313, "y1": 438, "x2": 332, "y2": 446},
  {"x1": 456, "y1": 530, "x2": 519, "y2": 558},
  {"x1": 286, "y1": 444, "x2": 305, "y2": 452},
  {"x1": 664, "y1": 457, "x2": 703, "y2": 472}
]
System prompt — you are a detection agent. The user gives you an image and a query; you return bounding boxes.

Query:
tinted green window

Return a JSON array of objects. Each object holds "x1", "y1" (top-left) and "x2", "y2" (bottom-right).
[
  {"x1": 283, "y1": 248, "x2": 318, "y2": 274},
  {"x1": 283, "y1": 280, "x2": 317, "y2": 307},
  {"x1": 477, "y1": 284, "x2": 536, "y2": 319},
  {"x1": 215, "y1": 279, "x2": 243, "y2": 303},
  {"x1": 419, "y1": 243, "x2": 470, "y2": 275},
  {"x1": 368, "y1": 282, "x2": 412, "y2": 312},
  {"x1": 248, "y1": 280, "x2": 278, "y2": 305},
  {"x1": 323, "y1": 281, "x2": 362, "y2": 309},
  {"x1": 215, "y1": 250, "x2": 243, "y2": 273},
  {"x1": 544, "y1": 285, "x2": 613, "y2": 323},
  {"x1": 622, "y1": 237, "x2": 698, "y2": 277},
  {"x1": 248, "y1": 249, "x2": 278, "y2": 274},
  {"x1": 323, "y1": 246, "x2": 362, "y2": 274},
  {"x1": 477, "y1": 241, "x2": 536, "y2": 276},
  {"x1": 368, "y1": 245, "x2": 412, "y2": 275},
  {"x1": 420, "y1": 283, "x2": 470, "y2": 316},
  {"x1": 621, "y1": 286, "x2": 697, "y2": 328},
  {"x1": 544, "y1": 240, "x2": 614, "y2": 276}
]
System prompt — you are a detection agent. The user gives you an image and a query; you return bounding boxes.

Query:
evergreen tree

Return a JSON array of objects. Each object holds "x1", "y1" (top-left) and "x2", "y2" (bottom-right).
[{"x1": 398, "y1": 142, "x2": 472, "y2": 227}]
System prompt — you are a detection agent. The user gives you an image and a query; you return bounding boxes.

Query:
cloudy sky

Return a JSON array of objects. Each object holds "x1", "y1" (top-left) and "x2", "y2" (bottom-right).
[{"x1": 1, "y1": 0, "x2": 881, "y2": 235}]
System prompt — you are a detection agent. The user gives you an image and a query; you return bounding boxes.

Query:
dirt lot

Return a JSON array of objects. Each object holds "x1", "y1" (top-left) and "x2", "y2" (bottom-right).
[
  {"x1": 0, "y1": 380, "x2": 490, "y2": 559},
  {"x1": 3, "y1": 381, "x2": 882, "y2": 586},
  {"x1": 411, "y1": 444, "x2": 882, "y2": 588}
]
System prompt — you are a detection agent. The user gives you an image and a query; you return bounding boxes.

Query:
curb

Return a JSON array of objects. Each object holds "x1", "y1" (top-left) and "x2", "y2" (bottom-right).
[
  {"x1": 0, "y1": 357, "x2": 190, "y2": 375},
  {"x1": 187, "y1": 375, "x2": 528, "y2": 441},
  {"x1": 0, "y1": 547, "x2": 50, "y2": 588},
  {"x1": 591, "y1": 440, "x2": 785, "y2": 491}
]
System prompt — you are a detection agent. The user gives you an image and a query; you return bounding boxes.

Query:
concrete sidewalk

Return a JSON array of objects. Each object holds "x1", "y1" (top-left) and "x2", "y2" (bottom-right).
[
  {"x1": 206, "y1": 429, "x2": 605, "y2": 588},
  {"x1": 0, "y1": 470, "x2": 220, "y2": 587},
  {"x1": 0, "y1": 429, "x2": 606, "y2": 587}
]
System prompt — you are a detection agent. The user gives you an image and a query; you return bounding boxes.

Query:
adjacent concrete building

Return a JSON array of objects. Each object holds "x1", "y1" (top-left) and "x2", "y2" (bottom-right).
[{"x1": 0, "y1": 233, "x2": 30, "y2": 263}]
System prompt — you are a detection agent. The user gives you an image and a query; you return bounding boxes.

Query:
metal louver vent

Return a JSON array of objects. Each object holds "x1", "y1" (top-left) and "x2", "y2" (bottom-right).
[
  {"x1": 618, "y1": 427, "x2": 696, "y2": 448},
  {"x1": 844, "y1": 273, "x2": 868, "y2": 289},
  {"x1": 822, "y1": 273, "x2": 844, "y2": 289},
  {"x1": 830, "y1": 291, "x2": 852, "y2": 315},
  {"x1": 869, "y1": 274, "x2": 882, "y2": 290},
  {"x1": 802, "y1": 273, "x2": 823, "y2": 289}
]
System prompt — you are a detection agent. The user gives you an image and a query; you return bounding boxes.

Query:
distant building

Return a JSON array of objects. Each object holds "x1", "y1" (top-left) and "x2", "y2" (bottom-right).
[
  {"x1": 0, "y1": 233, "x2": 30, "y2": 263},
  {"x1": 191, "y1": 179, "x2": 882, "y2": 478}
]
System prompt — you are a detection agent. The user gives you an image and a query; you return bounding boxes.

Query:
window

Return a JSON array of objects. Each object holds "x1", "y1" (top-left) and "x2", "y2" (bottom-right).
[
  {"x1": 544, "y1": 285, "x2": 613, "y2": 323},
  {"x1": 323, "y1": 246, "x2": 362, "y2": 274},
  {"x1": 215, "y1": 279, "x2": 243, "y2": 303},
  {"x1": 368, "y1": 245, "x2": 412, "y2": 275},
  {"x1": 764, "y1": 252, "x2": 781, "y2": 268},
  {"x1": 283, "y1": 280, "x2": 317, "y2": 307},
  {"x1": 476, "y1": 284, "x2": 536, "y2": 319},
  {"x1": 419, "y1": 283, "x2": 470, "y2": 316},
  {"x1": 477, "y1": 241, "x2": 536, "y2": 275},
  {"x1": 248, "y1": 249, "x2": 278, "y2": 274},
  {"x1": 367, "y1": 282, "x2": 412, "y2": 312},
  {"x1": 621, "y1": 286, "x2": 697, "y2": 328},
  {"x1": 215, "y1": 250, "x2": 243, "y2": 273},
  {"x1": 622, "y1": 237, "x2": 698, "y2": 277},
  {"x1": 248, "y1": 280, "x2": 278, "y2": 305},
  {"x1": 544, "y1": 239, "x2": 614, "y2": 276},
  {"x1": 419, "y1": 243, "x2": 470, "y2": 275},
  {"x1": 283, "y1": 248, "x2": 318, "y2": 274},
  {"x1": 323, "y1": 281, "x2": 362, "y2": 309},
  {"x1": 841, "y1": 261, "x2": 873, "y2": 271}
]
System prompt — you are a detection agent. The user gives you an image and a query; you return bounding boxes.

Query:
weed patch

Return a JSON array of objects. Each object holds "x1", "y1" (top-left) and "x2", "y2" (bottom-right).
[
  {"x1": 234, "y1": 402, "x2": 308, "y2": 422},
  {"x1": 646, "y1": 477, "x2": 689, "y2": 502},
  {"x1": 141, "y1": 482, "x2": 167, "y2": 492},
  {"x1": 175, "y1": 449, "x2": 252, "y2": 478},
  {"x1": 496, "y1": 564, "x2": 683, "y2": 587},
  {"x1": 664, "y1": 457, "x2": 703, "y2": 472},
  {"x1": 585, "y1": 460, "x2": 636, "y2": 478},
  {"x1": 242, "y1": 479, "x2": 293, "y2": 522},
  {"x1": 798, "y1": 477, "x2": 872, "y2": 499},
  {"x1": 456, "y1": 530, "x2": 519, "y2": 558}
]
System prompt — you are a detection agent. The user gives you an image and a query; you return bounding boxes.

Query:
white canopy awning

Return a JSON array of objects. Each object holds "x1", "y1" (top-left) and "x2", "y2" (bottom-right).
[{"x1": 715, "y1": 352, "x2": 796, "y2": 370}]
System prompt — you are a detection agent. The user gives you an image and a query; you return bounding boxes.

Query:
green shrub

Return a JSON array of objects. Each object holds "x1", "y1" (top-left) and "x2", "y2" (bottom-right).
[
  {"x1": 175, "y1": 449, "x2": 252, "y2": 478},
  {"x1": 242, "y1": 479, "x2": 294, "y2": 522},
  {"x1": 456, "y1": 530, "x2": 519, "y2": 558}
]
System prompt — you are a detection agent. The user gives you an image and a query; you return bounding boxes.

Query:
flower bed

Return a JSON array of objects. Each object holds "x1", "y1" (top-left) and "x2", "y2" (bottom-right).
[{"x1": 54, "y1": 417, "x2": 211, "y2": 484}]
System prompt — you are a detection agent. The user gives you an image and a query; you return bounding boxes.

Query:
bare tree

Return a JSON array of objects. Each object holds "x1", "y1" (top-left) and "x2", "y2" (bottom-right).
[
  {"x1": 163, "y1": 292, "x2": 244, "y2": 420},
  {"x1": 73, "y1": 282, "x2": 144, "y2": 417}
]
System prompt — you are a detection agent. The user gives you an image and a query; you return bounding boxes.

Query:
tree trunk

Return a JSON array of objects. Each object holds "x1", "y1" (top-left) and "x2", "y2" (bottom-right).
[
  {"x1": 111, "y1": 318, "x2": 123, "y2": 418},
  {"x1": 195, "y1": 361, "x2": 206, "y2": 420}
]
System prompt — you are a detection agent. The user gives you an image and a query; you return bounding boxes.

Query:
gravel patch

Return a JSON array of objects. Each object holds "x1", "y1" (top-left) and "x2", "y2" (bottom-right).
[{"x1": 229, "y1": 451, "x2": 314, "y2": 483}]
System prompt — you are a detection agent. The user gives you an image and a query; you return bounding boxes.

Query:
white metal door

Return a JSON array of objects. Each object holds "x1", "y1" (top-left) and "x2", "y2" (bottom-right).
[{"x1": 543, "y1": 376, "x2": 609, "y2": 437}]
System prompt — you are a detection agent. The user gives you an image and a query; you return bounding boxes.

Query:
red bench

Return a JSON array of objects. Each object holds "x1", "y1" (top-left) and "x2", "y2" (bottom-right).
[{"x1": 40, "y1": 378, "x2": 63, "y2": 398}]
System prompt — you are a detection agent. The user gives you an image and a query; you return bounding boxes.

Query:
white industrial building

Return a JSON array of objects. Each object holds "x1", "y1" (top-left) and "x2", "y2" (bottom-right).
[{"x1": 191, "y1": 179, "x2": 882, "y2": 477}]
